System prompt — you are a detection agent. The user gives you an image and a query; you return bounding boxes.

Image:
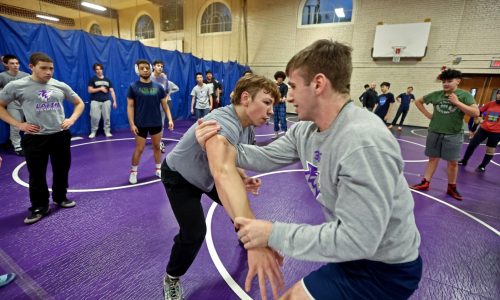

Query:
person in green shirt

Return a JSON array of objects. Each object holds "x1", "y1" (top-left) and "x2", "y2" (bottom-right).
[{"x1": 410, "y1": 69, "x2": 479, "y2": 200}]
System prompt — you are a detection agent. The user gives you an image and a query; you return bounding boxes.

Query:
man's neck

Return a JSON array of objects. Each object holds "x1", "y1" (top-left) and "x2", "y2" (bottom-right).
[
  {"x1": 97, "y1": 74, "x2": 104, "y2": 79},
  {"x1": 316, "y1": 94, "x2": 350, "y2": 132},
  {"x1": 139, "y1": 77, "x2": 151, "y2": 83},
  {"x1": 234, "y1": 104, "x2": 251, "y2": 128},
  {"x1": 444, "y1": 88, "x2": 457, "y2": 95},
  {"x1": 197, "y1": 82, "x2": 203, "y2": 87},
  {"x1": 7, "y1": 70, "x2": 18, "y2": 76}
]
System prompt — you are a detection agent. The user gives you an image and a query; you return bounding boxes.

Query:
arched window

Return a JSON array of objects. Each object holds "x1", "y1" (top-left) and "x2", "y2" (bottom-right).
[
  {"x1": 300, "y1": 0, "x2": 352, "y2": 26},
  {"x1": 135, "y1": 14, "x2": 155, "y2": 39},
  {"x1": 89, "y1": 23, "x2": 102, "y2": 35},
  {"x1": 200, "y1": 2, "x2": 232, "y2": 34}
]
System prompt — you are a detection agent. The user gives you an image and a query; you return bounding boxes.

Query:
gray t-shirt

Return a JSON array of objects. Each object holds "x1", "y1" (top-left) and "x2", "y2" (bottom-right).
[
  {"x1": 236, "y1": 102, "x2": 420, "y2": 264},
  {"x1": 0, "y1": 76, "x2": 79, "y2": 135},
  {"x1": 166, "y1": 105, "x2": 254, "y2": 192},
  {"x1": 0, "y1": 70, "x2": 30, "y2": 109},
  {"x1": 191, "y1": 84, "x2": 212, "y2": 109}
]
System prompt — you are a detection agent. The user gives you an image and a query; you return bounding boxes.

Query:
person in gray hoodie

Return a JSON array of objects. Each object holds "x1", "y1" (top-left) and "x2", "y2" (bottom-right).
[{"x1": 196, "y1": 39, "x2": 422, "y2": 300}]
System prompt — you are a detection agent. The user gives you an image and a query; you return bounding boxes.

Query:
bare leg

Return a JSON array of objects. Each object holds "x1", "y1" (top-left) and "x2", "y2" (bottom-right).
[
  {"x1": 150, "y1": 132, "x2": 163, "y2": 164},
  {"x1": 423, "y1": 157, "x2": 440, "y2": 181},
  {"x1": 131, "y1": 135, "x2": 146, "y2": 166},
  {"x1": 447, "y1": 160, "x2": 458, "y2": 184}
]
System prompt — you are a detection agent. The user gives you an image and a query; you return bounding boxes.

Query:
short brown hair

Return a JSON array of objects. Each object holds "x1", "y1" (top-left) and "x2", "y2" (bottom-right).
[
  {"x1": 29, "y1": 52, "x2": 53, "y2": 66},
  {"x1": 231, "y1": 74, "x2": 280, "y2": 105},
  {"x1": 286, "y1": 39, "x2": 352, "y2": 94}
]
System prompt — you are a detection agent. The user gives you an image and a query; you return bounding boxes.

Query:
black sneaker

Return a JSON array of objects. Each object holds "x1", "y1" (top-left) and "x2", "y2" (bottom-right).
[
  {"x1": 15, "y1": 149, "x2": 25, "y2": 156},
  {"x1": 476, "y1": 166, "x2": 485, "y2": 172},
  {"x1": 457, "y1": 159, "x2": 467, "y2": 166},
  {"x1": 55, "y1": 199, "x2": 76, "y2": 208},
  {"x1": 24, "y1": 207, "x2": 50, "y2": 224}
]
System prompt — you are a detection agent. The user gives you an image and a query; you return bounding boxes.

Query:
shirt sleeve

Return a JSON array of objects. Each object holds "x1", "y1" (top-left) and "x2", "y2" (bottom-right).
[
  {"x1": 59, "y1": 82, "x2": 80, "y2": 104},
  {"x1": 126, "y1": 84, "x2": 135, "y2": 99},
  {"x1": 0, "y1": 81, "x2": 16, "y2": 105},
  {"x1": 190, "y1": 87, "x2": 196, "y2": 97},
  {"x1": 423, "y1": 91, "x2": 439, "y2": 105},
  {"x1": 169, "y1": 81, "x2": 180, "y2": 94}
]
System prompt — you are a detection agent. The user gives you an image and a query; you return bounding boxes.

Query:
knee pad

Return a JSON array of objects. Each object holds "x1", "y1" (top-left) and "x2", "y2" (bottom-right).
[{"x1": 486, "y1": 147, "x2": 496, "y2": 155}]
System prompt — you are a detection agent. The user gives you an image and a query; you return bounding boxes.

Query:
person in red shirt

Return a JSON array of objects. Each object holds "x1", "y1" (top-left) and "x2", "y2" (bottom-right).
[{"x1": 459, "y1": 90, "x2": 500, "y2": 172}]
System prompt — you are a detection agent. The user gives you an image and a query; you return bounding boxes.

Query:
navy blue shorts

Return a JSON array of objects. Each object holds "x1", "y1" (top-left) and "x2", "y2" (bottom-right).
[
  {"x1": 136, "y1": 126, "x2": 162, "y2": 139},
  {"x1": 303, "y1": 256, "x2": 422, "y2": 300}
]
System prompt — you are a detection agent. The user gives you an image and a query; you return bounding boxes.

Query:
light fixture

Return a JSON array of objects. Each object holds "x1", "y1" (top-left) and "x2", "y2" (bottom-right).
[
  {"x1": 81, "y1": 1, "x2": 107, "y2": 12},
  {"x1": 334, "y1": 8, "x2": 345, "y2": 18},
  {"x1": 36, "y1": 14, "x2": 60, "y2": 22}
]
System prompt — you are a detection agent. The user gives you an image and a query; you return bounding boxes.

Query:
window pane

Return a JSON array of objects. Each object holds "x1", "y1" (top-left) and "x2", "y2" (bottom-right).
[
  {"x1": 201, "y1": 2, "x2": 232, "y2": 34},
  {"x1": 301, "y1": 0, "x2": 352, "y2": 25},
  {"x1": 90, "y1": 24, "x2": 102, "y2": 35},
  {"x1": 135, "y1": 15, "x2": 155, "y2": 39}
]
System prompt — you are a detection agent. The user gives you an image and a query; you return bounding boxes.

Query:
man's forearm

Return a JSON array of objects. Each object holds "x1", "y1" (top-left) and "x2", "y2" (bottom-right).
[
  {"x1": 69, "y1": 99, "x2": 84, "y2": 121},
  {"x1": 0, "y1": 105, "x2": 21, "y2": 127}
]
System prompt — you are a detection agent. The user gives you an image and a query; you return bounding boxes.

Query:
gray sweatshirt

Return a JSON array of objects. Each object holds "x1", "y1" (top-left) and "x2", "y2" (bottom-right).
[{"x1": 237, "y1": 102, "x2": 420, "y2": 264}]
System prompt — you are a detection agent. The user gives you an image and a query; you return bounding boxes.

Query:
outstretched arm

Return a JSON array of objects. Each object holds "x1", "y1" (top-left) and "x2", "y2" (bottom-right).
[{"x1": 205, "y1": 135, "x2": 284, "y2": 299}]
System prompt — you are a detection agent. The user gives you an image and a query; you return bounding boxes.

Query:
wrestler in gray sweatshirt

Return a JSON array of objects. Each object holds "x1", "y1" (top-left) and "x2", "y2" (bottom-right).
[{"x1": 237, "y1": 102, "x2": 420, "y2": 264}]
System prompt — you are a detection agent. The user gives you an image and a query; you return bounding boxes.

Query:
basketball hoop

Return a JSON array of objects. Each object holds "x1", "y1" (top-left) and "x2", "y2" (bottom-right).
[{"x1": 392, "y1": 46, "x2": 405, "y2": 63}]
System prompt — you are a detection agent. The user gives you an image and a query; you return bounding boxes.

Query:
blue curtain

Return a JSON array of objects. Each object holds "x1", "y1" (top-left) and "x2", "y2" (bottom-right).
[{"x1": 0, "y1": 16, "x2": 249, "y2": 144}]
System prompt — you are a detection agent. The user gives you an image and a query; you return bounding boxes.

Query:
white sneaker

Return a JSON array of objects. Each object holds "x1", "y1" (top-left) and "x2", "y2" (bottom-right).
[
  {"x1": 155, "y1": 168, "x2": 161, "y2": 178},
  {"x1": 105, "y1": 132, "x2": 113, "y2": 137},
  {"x1": 398, "y1": 126, "x2": 402, "y2": 131},
  {"x1": 88, "y1": 132, "x2": 96, "y2": 138},
  {"x1": 129, "y1": 171, "x2": 138, "y2": 184},
  {"x1": 273, "y1": 132, "x2": 279, "y2": 139},
  {"x1": 160, "y1": 141, "x2": 165, "y2": 153}
]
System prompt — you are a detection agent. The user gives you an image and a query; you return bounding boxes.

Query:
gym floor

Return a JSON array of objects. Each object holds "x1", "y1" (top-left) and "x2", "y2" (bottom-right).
[{"x1": 0, "y1": 116, "x2": 498, "y2": 299}]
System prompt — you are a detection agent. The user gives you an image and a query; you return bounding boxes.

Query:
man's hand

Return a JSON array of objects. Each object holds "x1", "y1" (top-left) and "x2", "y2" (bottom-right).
[
  {"x1": 195, "y1": 119, "x2": 221, "y2": 149},
  {"x1": 236, "y1": 217, "x2": 273, "y2": 249},
  {"x1": 130, "y1": 125, "x2": 139, "y2": 136},
  {"x1": 447, "y1": 93, "x2": 460, "y2": 105},
  {"x1": 243, "y1": 177, "x2": 261, "y2": 195},
  {"x1": 61, "y1": 118, "x2": 75, "y2": 130},
  {"x1": 168, "y1": 121, "x2": 174, "y2": 131},
  {"x1": 112, "y1": 101, "x2": 117, "y2": 109},
  {"x1": 18, "y1": 122, "x2": 41, "y2": 133},
  {"x1": 101, "y1": 86, "x2": 108, "y2": 93},
  {"x1": 246, "y1": 247, "x2": 285, "y2": 300}
]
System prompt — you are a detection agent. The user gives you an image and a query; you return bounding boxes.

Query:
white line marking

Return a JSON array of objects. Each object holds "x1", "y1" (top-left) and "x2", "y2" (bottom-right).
[
  {"x1": 0, "y1": 248, "x2": 54, "y2": 300},
  {"x1": 11, "y1": 138, "x2": 179, "y2": 192},
  {"x1": 410, "y1": 189, "x2": 500, "y2": 235}
]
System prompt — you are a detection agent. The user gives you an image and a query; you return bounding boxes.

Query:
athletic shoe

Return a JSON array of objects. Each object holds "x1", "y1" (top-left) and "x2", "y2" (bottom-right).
[
  {"x1": 88, "y1": 132, "x2": 96, "y2": 139},
  {"x1": 129, "y1": 171, "x2": 138, "y2": 184},
  {"x1": 447, "y1": 185, "x2": 463, "y2": 201},
  {"x1": 156, "y1": 168, "x2": 162, "y2": 178},
  {"x1": 387, "y1": 125, "x2": 393, "y2": 129},
  {"x1": 24, "y1": 207, "x2": 50, "y2": 224},
  {"x1": 163, "y1": 275, "x2": 183, "y2": 300},
  {"x1": 160, "y1": 141, "x2": 166, "y2": 153},
  {"x1": 398, "y1": 126, "x2": 402, "y2": 131},
  {"x1": 410, "y1": 179, "x2": 430, "y2": 191},
  {"x1": 105, "y1": 132, "x2": 113, "y2": 137},
  {"x1": 273, "y1": 132, "x2": 279, "y2": 139},
  {"x1": 457, "y1": 159, "x2": 467, "y2": 166},
  {"x1": 55, "y1": 199, "x2": 76, "y2": 208},
  {"x1": 476, "y1": 166, "x2": 485, "y2": 173},
  {"x1": 14, "y1": 149, "x2": 24, "y2": 156},
  {"x1": 0, "y1": 273, "x2": 16, "y2": 287}
]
